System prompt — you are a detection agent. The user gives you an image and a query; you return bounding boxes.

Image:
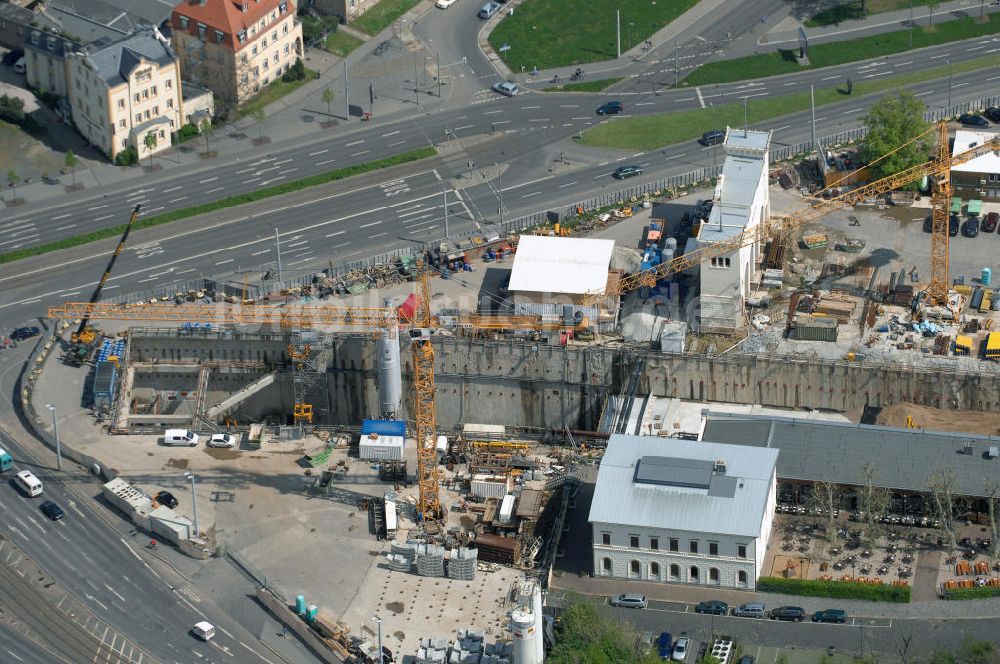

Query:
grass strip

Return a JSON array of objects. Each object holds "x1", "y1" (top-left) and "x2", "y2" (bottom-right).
[
  {"x1": 488, "y1": 0, "x2": 698, "y2": 71},
  {"x1": 0, "y1": 147, "x2": 436, "y2": 265},
  {"x1": 325, "y1": 31, "x2": 365, "y2": 57},
  {"x1": 757, "y1": 576, "x2": 911, "y2": 602},
  {"x1": 542, "y1": 78, "x2": 623, "y2": 93},
  {"x1": 578, "y1": 55, "x2": 998, "y2": 150},
  {"x1": 351, "y1": 0, "x2": 420, "y2": 37},
  {"x1": 941, "y1": 586, "x2": 1000, "y2": 600},
  {"x1": 807, "y1": 0, "x2": 941, "y2": 27},
  {"x1": 230, "y1": 68, "x2": 320, "y2": 121},
  {"x1": 684, "y1": 13, "x2": 1000, "y2": 87}
]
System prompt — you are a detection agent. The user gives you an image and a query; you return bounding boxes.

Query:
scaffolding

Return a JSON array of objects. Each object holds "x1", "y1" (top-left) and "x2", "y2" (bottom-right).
[{"x1": 288, "y1": 330, "x2": 331, "y2": 424}]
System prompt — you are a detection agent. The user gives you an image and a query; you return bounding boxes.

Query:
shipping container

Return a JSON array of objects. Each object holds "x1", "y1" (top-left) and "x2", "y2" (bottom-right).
[
  {"x1": 793, "y1": 315, "x2": 838, "y2": 342},
  {"x1": 474, "y1": 532, "x2": 519, "y2": 565},
  {"x1": 498, "y1": 494, "x2": 516, "y2": 525},
  {"x1": 92, "y1": 361, "x2": 117, "y2": 410},
  {"x1": 471, "y1": 473, "x2": 511, "y2": 498},
  {"x1": 359, "y1": 434, "x2": 405, "y2": 461},
  {"x1": 986, "y1": 332, "x2": 1000, "y2": 361}
]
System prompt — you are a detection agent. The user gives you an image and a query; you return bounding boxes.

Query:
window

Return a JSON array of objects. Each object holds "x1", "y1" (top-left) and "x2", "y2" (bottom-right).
[
  {"x1": 272, "y1": 30, "x2": 277, "y2": 40},
  {"x1": 650, "y1": 537, "x2": 659, "y2": 550},
  {"x1": 215, "y1": 30, "x2": 225, "y2": 43},
  {"x1": 165, "y1": 79, "x2": 172, "y2": 89},
  {"x1": 166, "y1": 99, "x2": 173, "y2": 109},
  {"x1": 197, "y1": 24, "x2": 206, "y2": 40},
  {"x1": 709, "y1": 542, "x2": 718, "y2": 556},
  {"x1": 117, "y1": 99, "x2": 125, "y2": 109},
  {"x1": 629, "y1": 535, "x2": 639, "y2": 549},
  {"x1": 689, "y1": 566, "x2": 699, "y2": 582},
  {"x1": 602, "y1": 533, "x2": 611, "y2": 546},
  {"x1": 158, "y1": 129, "x2": 164, "y2": 139},
  {"x1": 121, "y1": 138, "x2": 127, "y2": 148},
  {"x1": 144, "y1": 109, "x2": 150, "y2": 120},
  {"x1": 119, "y1": 119, "x2": 126, "y2": 128},
  {"x1": 153, "y1": 106, "x2": 159, "y2": 116},
  {"x1": 725, "y1": 257, "x2": 731, "y2": 267},
  {"x1": 689, "y1": 541, "x2": 698, "y2": 554},
  {"x1": 238, "y1": 30, "x2": 247, "y2": 44},
  {"x1": 737, "y1": 544, "x2": 747, "y2": 559},
  {"x1": 669, "y1": 564, "x2": 680, "y2": 580},
  {"x1": 252, "y1": 45, "x2": 258, "y2": 56},
  {"x1": 279, "y1": 0, "x2": 288, "y2": 12},
  {"x1": 152, "y1": 85, "x2": 157, "y2": 96},
  {"x1": 273, "y1": 52, "x2": 279, "y2": 64},
  {"x1": 284, "y1": 43, "x2": 290, "y2": 55},
  {"x1": 602, "y1": 558, "x2": 612, "y2": 574},
  {"x1": 262, "y1": 60, "x2": 269, "y2": 71},
  {"x1": 135, "y1": 113, "x2": 141, "y2": 123},
  {"x1": 709, "y1": 568, "x2": 720, "y2": 583},
  {"x1": 669, "y1": 538, "x2": 678, "y2": 552},
  {"x1": 737, "y1": 570, "x2": 748, "y2": 586},
  {"x1": 650, "y1": 562, "x2": 660, "y2": 579},
  {"x1": 242, "y1": 54, "x2": 249, "y2": 63},
  {"x1": 262, "y1": 37, "x2": 268, "y2": 48},
  {"x1": 142, "y1": 89, "x2": 148, "y2": 99},
  {"x1": 283, "y1": 23, "x2": 288, "y2": 34},
  {"x1": 629, "y1": 560, "x2": 640, "y2": 577},
  {"x1": 179, "y1": 16, "x2": 189, "y2": 29},
  {"x1": 134, "y1": 93, "x2": 140, "y2": 103}
]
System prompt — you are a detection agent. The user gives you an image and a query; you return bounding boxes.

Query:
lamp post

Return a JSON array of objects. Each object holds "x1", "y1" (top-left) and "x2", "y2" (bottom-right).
[
  {"x1": 45, "y1": 404, "x2": 63, "y2": 472},
  {"x1": 947, "y1": 59, "x2": 952, "y2": 111},
  {"x1": 628, "y1": 22, "x2": 634, "y2": 51},
  {"x1": 184, "y1": 472, "x2": 200, "y2": 537},
  {"x1": 273, "y1": 228, "x2": 282, "y2": 282},
  {"x1": 373, "y1": 615, "x2": 384, "y2": 664}
]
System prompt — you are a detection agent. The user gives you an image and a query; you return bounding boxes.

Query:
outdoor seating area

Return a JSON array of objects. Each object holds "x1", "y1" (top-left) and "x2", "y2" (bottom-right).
[{"x1": 939, "y1": 538, "x2": 1000, "y2": 593}]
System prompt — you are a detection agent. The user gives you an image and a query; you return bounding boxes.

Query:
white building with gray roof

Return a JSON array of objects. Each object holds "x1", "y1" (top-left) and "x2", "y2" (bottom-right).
[
  {"x1": 589, "y1": 435, "x2": 778, "y2": 591},
  {"x1": 687, "y1": 128, "x2": 772, "y2": 333}
]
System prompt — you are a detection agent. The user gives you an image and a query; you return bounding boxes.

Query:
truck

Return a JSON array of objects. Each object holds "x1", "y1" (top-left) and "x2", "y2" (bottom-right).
[
  {"x1": 646, "y1": 220, "x2": 664, "y2": 247},
  {"x1": 0, "y1": 448, "x2": 13, "y2": 473}
]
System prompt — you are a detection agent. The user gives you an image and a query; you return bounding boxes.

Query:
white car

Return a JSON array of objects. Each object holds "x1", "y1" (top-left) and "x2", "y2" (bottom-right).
[
  {"x1": 207, "y1": 434, "x2": 237, "y2": 449},
  {"x1": 436, "y1": 0, "x2": 457, "y2": 7},
  {"x1": 672, "y1": 638, "x2": 689, "y2": 662},
  {"x1": 492, "y1": 81, "x2": 518, "y2": 97}
]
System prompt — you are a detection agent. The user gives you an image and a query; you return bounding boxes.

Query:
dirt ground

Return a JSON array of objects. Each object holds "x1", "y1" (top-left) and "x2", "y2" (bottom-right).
[{"x1": 875, "y1": 403, "x2": 1000, "y2": 436}]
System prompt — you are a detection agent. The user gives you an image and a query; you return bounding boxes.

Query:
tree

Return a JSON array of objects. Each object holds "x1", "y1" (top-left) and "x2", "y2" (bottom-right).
[
  {"x1": 64, "y1": 149, "x2": 79, "y2": 189},
  {"x1": 252, "y1": 108, "x2": 267, "y2": 142},
  {"x1": 895, "y1": 633, "x2": 914, "y2": 664},
  {"x1": 929, "y1": 466, "x2": 959, "y2": 554},
  {"x1": 547, "y1": 602, "x2": 660, "y2": 664},
  {"x1": 143, "y1": 131, "x2": 157, "y2": 168},
  {"x1": 858, "y1": 91, "x2": 931, "y2": 184},
  {"x1": 7, "y1": 169, "x2": 19, "y2": 201},
  {"x1": 960, "y1": 636, "x2": 1000, "y2": 664},
  {"x1": 858, "y1": 461, "x2": 890, "y2": 547},
  {"x1": 322, "y1": 86, "x2": 334, "y2": 120},
  {"x1": 985, "y1": 479, "x2": 1000, "y2": 560},
  {"x1": 809, "y1": 479, "x2": 841, "y2": 551},
  {"x1": 199, "y1": 118, "x2": 214, "y2": 154}
]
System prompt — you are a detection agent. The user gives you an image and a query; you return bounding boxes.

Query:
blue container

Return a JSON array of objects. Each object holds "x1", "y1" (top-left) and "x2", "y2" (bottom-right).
[
  {"x1": 295, "y1": 595, "x2": 307, "y2": 614},
  {"x1": 306, "y1": 604, "x2": 318, "y2": 622},
  {"x1": 983, "y1": 267, "x2": 993, "y2": 287}
]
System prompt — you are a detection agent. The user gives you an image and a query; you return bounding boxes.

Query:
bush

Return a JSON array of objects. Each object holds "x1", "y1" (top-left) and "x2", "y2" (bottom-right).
[
  {"x1": 282, "y1": 57, "x2": 307, "y2": 83},
  {"x1": 0, "y1": 94, "x2": 26, "y2": 124},
  {"x1": 114, "y1": 146, "x2": 138, "y2": 166},
  {"x1": 756, "y1": 576, "x2": 911, "y2": 602},
  {"x1": 941, "y1": 586, "x2": 1000, "y2": 600},
  {"x1": 300, "y1": 14, "x2": 339, "y2": 44},
  {"x1": 177, "y1": 122, "x2": 200, "y2": 142}
]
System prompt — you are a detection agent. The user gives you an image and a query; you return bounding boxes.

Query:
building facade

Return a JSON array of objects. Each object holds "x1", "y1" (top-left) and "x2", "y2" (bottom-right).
[
  {"x1": 689, "y1": 128, "x2": 772, "y2": 333},
  {"x1": 951, "y1": 130, "x2": 1000, "y2": 202},
  {"x1": 309, "y1": 0, "x2": 376, "y2": 23},
  {"x1": 65, "y1": 27, "x2": 182, "y2": 160},
  {"x1": 170, "y1": 0, "x2": 303, "y2": 112},
  {"x1": 24, "y1": 29, "x2": 76, "y2": 98},
  {"x1": 589, "y1": 436, "x2": 778, "y2": 591}
]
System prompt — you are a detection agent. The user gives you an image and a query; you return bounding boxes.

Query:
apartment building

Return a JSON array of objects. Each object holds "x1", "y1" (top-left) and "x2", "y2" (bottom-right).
[
  {"x1": 65, "y1": 27, "x2": 182, "y2": 160},
  {"x1": 170, "y1": 0, "x2": 303, "y2": 111}
]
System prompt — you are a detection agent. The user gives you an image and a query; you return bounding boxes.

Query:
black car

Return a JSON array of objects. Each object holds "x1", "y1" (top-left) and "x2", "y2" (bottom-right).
[
  {"x1": 949, "y1": 213, "x2": 960, "y2": 237},
  {"x1": 982, "y1": 211, "x2": 999, "y2": 233},
  {"x1": 40, "y1": 501, "x2": 64, "y2": 521},
  {"x1": 155, "y1": 490, "x2": 179, "y2": 509},
  {"x1": 694, "y1": 600, "x2": 729, "y2": 615},
  {"x1": 695, "y1": 199, "x2": 714, "y2": 221},
  {"x1": 10, "y1": 326, "x2": 40, "y2": 341},
  {"x1": 700, "y1": 129, "x2": 725, "y2": 146},
  {"x1": 597, "y1": 101, "x2": 624, "y2": 115},
  {"x1": 959, "y1": 113, "x2": 989, "y2": 127},
  {"x1": 963, "y1": 218, "x2": 980, "y2": 237},
  {"x1": 985, "y1": 107, "x2": 1000, "y2": 123},
  {"x1": 811, "y1": 609, "x2": 848, "y2": 623},
  {"x1": 613, "y1": 165, "x2": 643, "y2": 179},
  {"x1": 769, "y1": 606, "x2": 806, "y2": 621},
  {"x1": 2, "y1": 48, "x2": 24, "y2": 66}
]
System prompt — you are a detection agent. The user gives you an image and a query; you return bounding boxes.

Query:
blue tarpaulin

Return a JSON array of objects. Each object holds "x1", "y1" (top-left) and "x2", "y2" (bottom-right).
[{"x1": 361, "y1": 419, "x2": 406, "y2": 437}]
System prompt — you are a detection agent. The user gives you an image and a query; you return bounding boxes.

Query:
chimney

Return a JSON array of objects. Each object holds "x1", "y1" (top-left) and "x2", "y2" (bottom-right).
[{"x1": 713, "y1": 459, "x2": 726, "y2": 475}]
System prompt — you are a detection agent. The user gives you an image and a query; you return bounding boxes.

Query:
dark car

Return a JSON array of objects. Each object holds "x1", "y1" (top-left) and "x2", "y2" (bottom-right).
[
  {"x1": 769, "y1": 606, "x2": 806, "y2": 621},
  {"x1": 40, "y1": 500, "x2": 64, "y2": 521},
  {"x1": 949, "y1": 213, "x2": 960, "y2": 237},
  {"x1": 695, "y1": 600, "x2": 729, "y2": 615},
  {"x1": 155, "y1": 490, "x2": 179, "y2": 509},
  {"x1": 2, "y1": 48, "x2": 24, "y2": 66},
  {"x1": 10, "y1": 326, "x2": 40, "y2": 341},
  {"x1": 695, "y1": 199, "x2": 714, "y2": 220},
  {"x1": 613, "y1": 165, "x2": 643, "y2": 179},
  {"x1": 959, "y1": 113, "x2": 989, "y2": 127},
  {"x1": 985, "y1": 107, "x2": 1000, "y2": 123},
  {"x1": 964, "y1": 218, "x2": 980, "y2": 237},
  {"x1": 982, "y1": 211, "x2": 999, "y2": 233},
  {"x1": 657, "y1": 632, "x2": 673, "y2": 660},
  {"x1": 597, "y1": 101, "x2": 624, "y2": 115},
  {"x1": 700, "y1": 129, "x2": 725, "y2": 146},
  {"x1": 737, "y1": 657, "x2": 756, "y2": 664},
  {"x1": 812, "y1": 609, "x2": 848, "y2": 624}
]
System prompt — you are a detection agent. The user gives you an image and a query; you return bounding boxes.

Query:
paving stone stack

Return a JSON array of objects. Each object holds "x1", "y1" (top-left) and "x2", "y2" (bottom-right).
[
  {"x1": 415, "y1": 636, "x2": 449, "y2": 664},
  {"x1": 481, "y1": 641, "x2": 512, "y2": 664},
  {"x1": 415, "y1": 543, "x2": 446, "y2": 577},
  {"x1": 388, "y1": 541, "x2": 417, "y2": 572},
  {"x1": 447, "y1": 547, "x2": 478, "y2": 581}
]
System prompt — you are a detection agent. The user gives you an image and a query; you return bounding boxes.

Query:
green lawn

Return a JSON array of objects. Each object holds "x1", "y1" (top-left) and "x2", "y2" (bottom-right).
[
  {"x1": 325, "y1": 31, "x2": 365, "y2": 57},
  {"x1": 805, "y1": 0, "x2": 940, "y2": 27},
  {"x1": 351, "y1": 0, "x2": 420, "y2": 36},
  {"x1": 231, "y1": 68, "x2": 320, "y2": 121},
  {"x1": 542, "y1": 77, "x2": 623, "y2": 93},
  {"x1": 578, "y1": 55, "x2": 997, "y2": 150},
  {"x1": 685, "y1": 13, "x2": 1000, "y2": 87},
  {"x1": 488, "y1": 0, "x2": 699, "y2": 71}
]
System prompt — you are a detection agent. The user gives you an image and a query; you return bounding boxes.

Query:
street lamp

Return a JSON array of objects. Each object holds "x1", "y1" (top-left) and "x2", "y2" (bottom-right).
[
  {"x1": 947, "y1": 59, "x2": 952, "y2": 111},
  {"x1": 373, "y1": 615, "x2": 384, "y2": 664},
  {"x1": 628, "y1": 22, "x2": 635, "y2": 51},
  {"x1": 44, "y1": 404, "x2": 63, "y2": 472},
  {"x1": 184, "y1": 472, "x2": 200, "y2": 538}
]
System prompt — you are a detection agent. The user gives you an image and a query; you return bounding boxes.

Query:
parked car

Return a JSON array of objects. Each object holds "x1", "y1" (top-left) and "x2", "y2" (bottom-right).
[
  {"x1": 695, "y1": 600, "x2": 728, "y2": 615},
  {"x1": 207, "y1": 433, "x2": 237, "y2": 448},
  {"x1": 959, "y1": 113, "x2": 989, "y2": 127},
  {"x1": 610, "y1": 593, "x2": 647, "y2": 608},
  {"x1": 155, "y1": 490, "x2": 179, "y2": 509},
  {"x1": 949, "y1": 213, "x2": 960, "y2": 237},
  {"x1": 982, "y1": 211, "x2": 999, "y2": 233},
  {"x1": 492, "y1": 81, "x2": 518, "y2": 97},
  {"x1": 2, "y1": 48, "x2": 24, "y2": 66},
  {"x1": 597, "y1": 101, "x2": 624, "y2": 115},
  {"x1": 737, "y1": 657, "x2": 755, "y2": 664},
  {"x1": 769, "y1": 606, "x2": 806, "y2": 621},
  {"x1": 812, "y1": 609, "x2": 848, "y2": 623},
  {"x1": 477, "y1": 1, "x2": 500, "y2": 18},
  {"x1": 695, "y1": 199, "x2": 714, "y2": 220},
  {"x1": 613, "y1": 165, "x2": 643, "y2": 179},
  {"x1": 436, "y1": 0, "x2": 457, "y2": 7},
  {"x1": 671, "y1": 637, "x2": 689, "y2": 662},
  {"x1": 733, "y1": 602, "x2": 766, "y2": 618},
  {"x1": 10, "y1": 326, "x2": 40, "y2": 341},
  {"x1": 700, "y1": 129, "x2": 725, "y2": 146},
  {"x1": 657, "y1": 632, "x2": 673, "y2": 660},
  {"x1": 985, "y1": 107, "x2": 1000, "y2": 123},
  {"x1": 964, "y1": 217, "x2": 980, "y2": 237},
  {"x1": 13, "y1": 57, "x2": 25, "y2": 75},
  {"x1": 40, "y1": 500, "x2": 64, "y2": 521}
]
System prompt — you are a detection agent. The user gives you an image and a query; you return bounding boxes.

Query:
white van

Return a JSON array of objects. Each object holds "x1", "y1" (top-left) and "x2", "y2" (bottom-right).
[
  {"x1": 14, "y1": 470, "x2": 43, "y2": 497},
  {"x1": 163, "y1": 429, "x2": 199, "y2": 447},
  {"x1": 192, "y1": 621, "x2": 215, "y2": 641},
  {"x1": 13, "y1": 57, "x2": 25, "y2": 74}
]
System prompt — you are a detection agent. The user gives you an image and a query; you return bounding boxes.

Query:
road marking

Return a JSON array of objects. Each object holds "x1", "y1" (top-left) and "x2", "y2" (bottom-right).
[
  {"x1": 381, "y1": 130, "x2": 400, "y2": 137},
  {"x1": 522, "y1": 191, "x2": 542, "y2": 198},
  {"x1": 345, "y1": 139, "x2": 365, "y2": 146},
  {"x1": 86, "y1": 593, "x2": 109, "y2": 611},
  {"x1": 235, "y1": 168, "x2": 255, "y2": 174},
  {"x1": 94, "y1": 214, "x2": 113, "y2": 221},
  {"x1": 56, "y1": 224, "x2": 77, "y2": 231},
  {"x1": 168, "y1": 196, "x2": 188, "y2": 203},
  {"x1": 635, "y1": 102, "x2": 655, "y2": 106},
  {"x1": 285, "y1": 240, "x2": 308, "y2": 248},
  {"x1": 737, "y1": 91, "x2": 769, "y2": 99},
  {"x1": 521, "y1": 105, "x2": 540, "y2": 109},
  {"x1": 273, "y1": 158, "x2": 293, "y2": 166},
  {"x1": 350, "y1": 150, "x2": 371, "y2": 157},
  {"x1": 369, "y1": 232, "x2": 388, "y2": 239},
  {"x1": 821, "y1": 75, "x2": 839, "y2": 81},
  {"x1": 988, "y1": 75, "x2": 1000, "y2": 81},
  {"x1": 403, "y1": 213, "x2": 433, "y2": 224},
  {"x1": 559, "y1": 104, "x2": 579, "y2": 108},
  {"x1": 199, "y1": 177, "x2": 218, "y2": 184},
  {"x1": 484, "y1": 109, "x2": 503, "y2": 115},
  {"x1": 52, "y1": 213, "x2": 72, "y2": 220},
  {"x1": 842, "y1": 108, "x2": 862, "y2": 114},
  {"x1": 242, "y1": 177, "x2": 261, "y2": 184},
  {"x1": 784, "y1": 81, "x2": 798, "y2": 86},
  {"x1": 558, "y1": 181, "x2": 578, "y2": 188},
  {"x1": 952, "y1": 82, "x2": 969, "y2": 88},
  {"x1": 930, "y1": 53, "x2": 949, "y2": 59},
  {"x1": 969, "y1": 45, "x2": 986, "y2": 51},
  {"x1": 593, "y1": 173, "x2": 607, "y2": 179},
  {"x1": 205, "y1": 187, "x2": 224, "y2": 194},
  {"x1": 104, "y1": 583, "x2": 126, "y2": 603},
  {"x1": 176, "y1": 268, "x2": 196, "y2": 274},
  {"x1": 863, "y1": 70, "x2": 893, "y2": 78},
  {"x1": 773, "y1": 125, "x2": 791, "y2": 132},
  {"x1": 7, "y1": 649, "x2": 24, "y2": 662},
  {"x1": 452, "y1": 124, "x2": 474, "y2": 130},
  {"x1": 61, "y1": 291, "x2": 81, "y2": 298},
  {"x1": 389, "y1": 140, "x2": 407, "y2": 147},
  {"x1": 325, "y1": 230, "x2": 345, "y2": 238},
  {"x1": 896, "y1": 61, "x2": 913, "y2": 66},
  {"x1": 279, "y1": 168, "x2": 299, "y2": 175},
  {"x1": 632, "y1": 152, "x2": 644, "y2": 157},
  {"x1": 399, "y1": 207, "x2": 434, "y2": 218},
  {"x1": 308, "y1": 149, "x2": 328, "y2": 156},
  {"x1": 215, "y1": 259, "x2": 234, "y2": 265},
  {"x1": 332, "y1": 242, "x2": 351, "y2": 249},
  {"x1": 250, "y1": 249, "x2": 271, "y2": 256},
  {"x1": 286, "y1": 257, "x2": 315, "y2": 267},
  {"x1": 239, "y1": 640, "x2": 274, "y2": 663},
  {"x1": 316, "y1": 158, "x2": 337, "y2": 166},
  {"x1": 360, "y1": 220, "x2": 382, "y2": 229},
  {"x1": 695, "y1": 87, "x2": 705, "y2": 108}
]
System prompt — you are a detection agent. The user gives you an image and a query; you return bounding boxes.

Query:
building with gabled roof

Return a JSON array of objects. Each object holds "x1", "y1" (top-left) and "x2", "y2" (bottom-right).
[{"x1": 951, "y1": 129, "x2": 1000, "y2": 203}]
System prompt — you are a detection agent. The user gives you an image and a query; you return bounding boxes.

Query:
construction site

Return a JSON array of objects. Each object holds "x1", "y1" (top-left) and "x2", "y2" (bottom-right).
[{"x1": 23, "y1": 120, "x2": 1000, "y2": 662}]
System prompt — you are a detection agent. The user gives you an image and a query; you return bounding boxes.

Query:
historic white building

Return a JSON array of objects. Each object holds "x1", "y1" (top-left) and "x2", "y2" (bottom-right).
[
  {"x1": 688, "y1": 128, "x2": 772, "y2": 333},
  {"x1": 589, "y1": 435, "x2": 777, "y2": 590}
]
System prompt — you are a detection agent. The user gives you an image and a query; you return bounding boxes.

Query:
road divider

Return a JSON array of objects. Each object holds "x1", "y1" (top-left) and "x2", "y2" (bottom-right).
[{"x1": 0, "y1": 147, "x2": 436, "y2": 265}]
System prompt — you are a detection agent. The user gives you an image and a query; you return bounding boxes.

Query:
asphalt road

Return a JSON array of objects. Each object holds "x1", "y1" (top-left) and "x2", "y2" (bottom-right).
[
  {"x1": 4, "y1": 31, "x2": 999, "y2": 254},
  {"x1": 0, "y1": 620, "x2": 69, "y2": 664}
]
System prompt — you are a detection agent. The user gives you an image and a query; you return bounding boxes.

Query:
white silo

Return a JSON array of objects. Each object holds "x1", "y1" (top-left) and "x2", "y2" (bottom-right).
[
  {"x1": 531, "y1": 582, "x2": 544, "y2": 662},
  {"x1": 376, "y1": 328, "x2": 402, "y2": 418},
  {"x1": 510, "y1": 608, "x2": 539, "y2": 664}
]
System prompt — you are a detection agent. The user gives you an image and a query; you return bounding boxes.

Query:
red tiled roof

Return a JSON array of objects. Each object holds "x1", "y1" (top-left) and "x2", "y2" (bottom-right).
[{"x1": 171, "y1": 0, "x2": 296, "y2": 51}]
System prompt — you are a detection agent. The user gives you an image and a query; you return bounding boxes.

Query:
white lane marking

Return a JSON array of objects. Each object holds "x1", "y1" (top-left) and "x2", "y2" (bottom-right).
[
  {"x1": 251, "y1": 249, "x2": 271, "y2": 256},
  {"x1": 316, "y1": 158, "x2": 337, "y2": 166},
  {"x1": 52, "y1": 213, "x2": 72, "y2": 220},
  {"x1": 273, "y1": 158, "x2": 293, "y2": 166},
  {"x1": 822, "y1": 75, "x2": 839, "y2": 81},
  {"x1": 325, "y1": 230, "x2": 345, "y2": 238},
  {"x1": 842, "y1": 108, "x2": 862, "y2": 114},
  {"x1": 176, "y1": 268, "x2": 196, "y2": 274},
  {"x1": 308, "y1": 149, "x2": 328, "y2": 156},
  {"x1": 914, "y1": 90, "x2": 934, "y2": 96},
  {"x1": 503, "y1": 175, "x2": 553, "y2": 191},
  {"x1": 399, "y1": 206, "x2": 434, "y2": 218},
  {"x1": 242, "y1": 177, "x2": 261, "y2": 184},
  {"x1": 528, "y1": 118, "x2": 550, "y2": 122},
  {"x1": 863, "y1": 70, "x2": 894, "y2": 78},
  {"x1": 56, "y1": 224, "x2": 77, "y2": 231},
  {"x1": 696, "y1": 87, "x2": 705, "y2": 108},
  {"x1": 453, "y1": 124, "x2": 474, "y2": 130},
  {"x1": 162, "y1": 185, "x2": 184, "y2": 192},
  {"x1": 215, "y1": 259, "x2": 234, "y2": 265},
  {"x1": 664, "y1": 152, "x2": 686, "y2": 160},
  {"x1": 350, "y1": 150, "x2": 371, "y2": 157},
  {"x1": 279, "y1": 168, "x2": 299, "y2": 175},
  {"x1": 205, "y1": 187, "x2": 224, "y2": 194},
  {"x1": 784, "y1": 81, "x2": 798, "y2": 86},
  {"x1": 369, "y1": 232, "x2": 388, "y2": 239},
  {"x1": 104, "y1": 583, "x2": 126, "y2": 603},
  {"x1": 61, "y1": 291, "x2": 81, "y2": 298},
  {"x1": 521, "y1": 191, "x2": 542, "y2": 198},
  {"x1": 521, "y1": 105, "x2": 540, "y2": 109},
  {"x1": 199, "y1": 177, "x2": 218, "y2": 184},
  {"x1": 402, "y1": 213, "x2": 433, "y2": 224},
  {"x1": 285, "y1": 240, "x2": 308, "y2": 248},
  {"x1": 558, "y1": 181, "x2": 578, "y2": 188},
  {"x1": 952, "y1": 82, "x2": 969, "y2": 88},
  {"x1": 94, "y1": 214, "x2": 113, "y2": 221},
  {"x1": 239, "y1": 640, "x2": 274, "y2": 663},
  {"x1": 930, "y1": 53, "x2": 949, "y2": 60},
  {"x1": 168, "y1": 196, "x2": 188, "y2": 203},
  {"x1": 988, "y1": 75, "x2": 1000, "y2": 81},
  {"x1": 389, "y1": 140, "x2": 407, "y2": 147},
  {"x1": 773, "y1": 125, "x2": 791, "y2": 132},
  {"x1": 359, "y1": 220, "x2": 382, "y2": 229},
  {"x1": 345, "y1": 139, "x2": 365, "y2": 146},
  {"x1": 87, "y1": 594, "x2": 109, "y2": 611},
  {"x1": 381, "y1": 130, "x2": 400, "y2": 137},
  {"x1": 286, "y1": 257, "x2": 315, "y2": 267},
  {"x1": 636, "y1": 102, "x2": 655, "y2": 106},
  {"x1": 559, "y1": 104, "x2": 579, "y2": 108},
  {"x1": 235, "y1": 167, "x2": 255, "y2": 174},
  {"x1": 484, "y1": 110, "x2": 503, "y2": 115}
]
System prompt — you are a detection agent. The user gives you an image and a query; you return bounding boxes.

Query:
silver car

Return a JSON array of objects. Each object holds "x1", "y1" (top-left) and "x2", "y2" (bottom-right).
[
  {"x1": 207, "y1": 433, "x2": 237, "y2": 448},
  {"x1": 492, "y1": 81, "x2": 518, "y2": 97},
  {"x1": 672, "y1": 637, "x2": 689, "y2": 662}
]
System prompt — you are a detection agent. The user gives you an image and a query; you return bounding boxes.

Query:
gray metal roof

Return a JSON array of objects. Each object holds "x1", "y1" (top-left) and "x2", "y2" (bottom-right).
[
  {"x1": 51, "y1": 0, "x2": 173, "y2": 31},
  {"x1": 588, "y1": 435, "x2": 778, "y2": 538},
  {"x1": 696, "y1": 154, "x2": 765, "y2": 242},
  {"x1": 80, "y1": 26, "x2": 175, "y2": 87},
  {"x1": 724, "y1": 127, "x2": 771, "y2": 153},
  {"x1": 24, "y1": 30, "x2": 78, "y2": 60},
  {"x1": 701, "y1": 413, "x2": 1000, "y2": 498}
]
